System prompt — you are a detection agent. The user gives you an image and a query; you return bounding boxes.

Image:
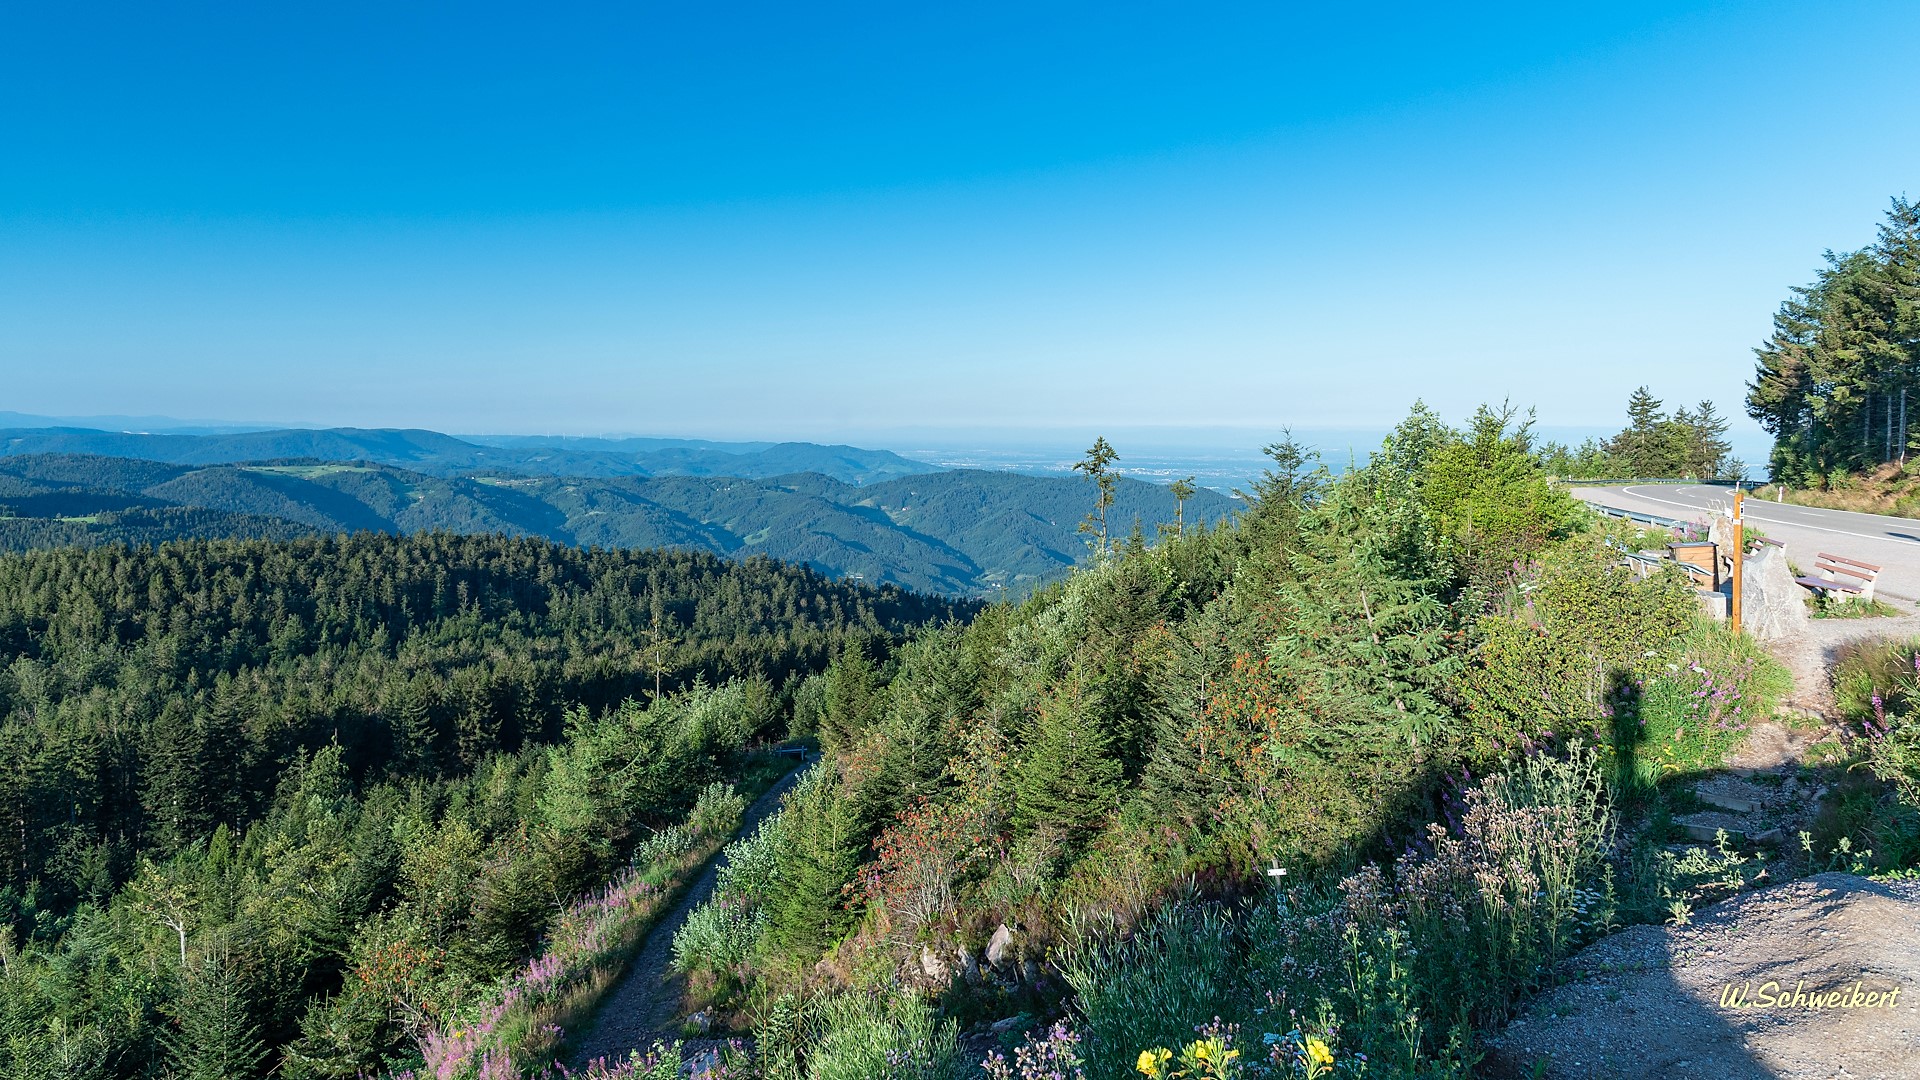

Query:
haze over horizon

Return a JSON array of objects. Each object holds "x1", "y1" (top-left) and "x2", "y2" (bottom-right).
[{"x1": 5, "y1": 2, "x2": 1917, "y2": 450}]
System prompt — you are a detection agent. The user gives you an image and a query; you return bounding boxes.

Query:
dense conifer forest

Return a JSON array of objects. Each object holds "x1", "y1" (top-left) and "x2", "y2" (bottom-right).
[{"x1": 0, "y1": 530, "x2": 976, "y2": 1080}]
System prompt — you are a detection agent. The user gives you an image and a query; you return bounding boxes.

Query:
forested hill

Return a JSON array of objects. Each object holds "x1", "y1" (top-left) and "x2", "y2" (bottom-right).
[
  {"x1": 0, "y1": 454, "x2": 1236, "y2": 595},
  {"x1": 0, "y1": 531, "x2": 963, "y2": 903},
  {"x1": 0, "y1": 532, "x2": 965, "y2": 1075},
  {"x1": 0, "y1": 425, "x2": 936, "y2": 484}
]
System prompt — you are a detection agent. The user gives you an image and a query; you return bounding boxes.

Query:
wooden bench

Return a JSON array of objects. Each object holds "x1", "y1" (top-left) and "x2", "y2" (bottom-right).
[{"x1": 1795, "y1": 552, "x2": 1882, "y2": 603}]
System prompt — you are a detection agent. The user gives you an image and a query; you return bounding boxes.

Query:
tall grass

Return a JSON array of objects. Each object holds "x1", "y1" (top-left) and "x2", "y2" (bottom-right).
[
  {"x1": 796, "y1": 994, "x2": 965, "y2": 1080},
  {"x1": 1058, "y1": 900, "x2": 1240, "y2": 1079},
  {"x1": 1611, "y1": 621, "x2": 1793, "y2": 790},
  {"x1": 1823, "y1": 640, "x2": 1920, "y2": 868}
]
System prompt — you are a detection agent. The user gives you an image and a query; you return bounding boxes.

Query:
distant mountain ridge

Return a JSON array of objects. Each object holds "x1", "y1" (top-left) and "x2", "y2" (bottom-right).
[
  {"x1": 0, "y1": 425, "x2": 937, "y2": 485},
  {"x1": 0, "y1": 453, "x2": 1237, "y2": 595}
]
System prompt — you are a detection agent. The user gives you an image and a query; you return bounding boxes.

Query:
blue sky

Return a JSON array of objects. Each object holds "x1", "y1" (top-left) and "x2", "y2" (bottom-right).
[{"x1": 3, "y1": 2, "x2": 1917, "y2": 454}]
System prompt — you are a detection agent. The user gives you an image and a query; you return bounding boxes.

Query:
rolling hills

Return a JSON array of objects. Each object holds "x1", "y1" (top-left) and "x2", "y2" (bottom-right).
[
  {"x1": 0, "y1": 453, "x2": 1236, "y2": 595},
  {"x1": 0, "y1": 425, "x2": 937, "y2": 484}
]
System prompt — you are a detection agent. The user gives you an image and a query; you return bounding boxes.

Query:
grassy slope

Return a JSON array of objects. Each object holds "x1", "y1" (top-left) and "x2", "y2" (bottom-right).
[{"x1": 1775, "y1": 461, "x2": 1920, "y2": 516}]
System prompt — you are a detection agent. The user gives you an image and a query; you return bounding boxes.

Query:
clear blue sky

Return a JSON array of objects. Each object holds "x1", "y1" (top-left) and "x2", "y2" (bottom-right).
[{"x1": 3, "y1": 2, "x2": 1917, "y2": 450}]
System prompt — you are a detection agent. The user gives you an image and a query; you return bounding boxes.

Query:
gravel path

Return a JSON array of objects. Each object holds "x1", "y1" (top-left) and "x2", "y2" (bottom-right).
[
  {"x1": 1773, "y1": 602, "x2": 1920, "y2": 715},
  {"x1": 1484, "y1": 874, "x2": 1920, "y2": 1078},
  {"x1": 567, "y1": 761, "x2": 813, "y2": 1069}
]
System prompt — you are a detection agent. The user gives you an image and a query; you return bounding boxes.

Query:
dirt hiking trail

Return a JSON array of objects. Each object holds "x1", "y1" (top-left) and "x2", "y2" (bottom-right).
[{"x1": 566, "y1": 761, "x2": 811, "y2": 1069}]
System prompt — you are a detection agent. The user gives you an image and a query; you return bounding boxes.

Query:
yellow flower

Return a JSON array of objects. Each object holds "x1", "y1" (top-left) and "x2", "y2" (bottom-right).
[
  {"x1": 1136, "y1": 1048, "x2": 1170, "y2": 1077},
  {"x1": 1306, "y1": 1037, "x2": 1335, "y2": 1066},
  {"x1": 1190, "y1": 1041, "x2": 1213, "y2": 1061}
]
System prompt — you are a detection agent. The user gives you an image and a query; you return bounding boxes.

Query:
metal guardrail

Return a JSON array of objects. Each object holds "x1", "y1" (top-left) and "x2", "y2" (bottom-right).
[
  {"x1": 1586, "y1": 503, "x2": 1699, "y2": 530},
  {"x1": 1557, "y1": 477, "x2": 1756, "y2": 487}
]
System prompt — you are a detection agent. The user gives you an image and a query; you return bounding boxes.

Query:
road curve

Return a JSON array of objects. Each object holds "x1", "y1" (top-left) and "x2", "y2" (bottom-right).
[{"x1": 1573, "y1": 485, "x2": 1920, "y2": 603}]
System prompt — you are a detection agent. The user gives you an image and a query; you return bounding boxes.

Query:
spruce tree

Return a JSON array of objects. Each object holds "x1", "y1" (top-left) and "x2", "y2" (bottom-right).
[
  {"x1": 1166, "y1": 476, "x2": 1196, "y2": 538},
  {"x1": 1011, "y1": 671, "x2": 1123, "y2": 839},
  {"x1": 1074, "y1": 437, "x2": 1120, "y2": 553},
  {"x1": 764, "y1": 769, "x2": 863, "y2": 957},
  {"x1": 1603, "y1": 386, "x2": 1666, "y2": 475},
  {"x1": 164, "y1": 949, "x2": 269, "y2": 1080},
  {"x1": 1748, "y1": 285, "x2": 1822, "y2": 480},
  {"x1": 388, "y1": 675, "x2": 440, "y2": 777},
  {"x1": 1688, "y1": 400, "x2": 1733, "y2": 478},
  {"x1": 819, "y1": 642, "x2": 879, "y2": 755}
]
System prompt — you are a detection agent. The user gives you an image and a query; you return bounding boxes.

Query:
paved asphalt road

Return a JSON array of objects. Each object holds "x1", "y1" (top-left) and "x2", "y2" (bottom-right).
[{"x1": 1573, "y1": 485, "x2": 1920, "y2": 603}]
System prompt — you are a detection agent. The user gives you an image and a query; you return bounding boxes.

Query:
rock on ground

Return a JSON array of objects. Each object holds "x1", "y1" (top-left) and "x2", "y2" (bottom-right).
[
  {"x1": 1483, "y1": 873, "x2": 1920, "y2": 1079},
  {"x1": 1742, "y1": 544, "x2": 1811, "y2": 644}
]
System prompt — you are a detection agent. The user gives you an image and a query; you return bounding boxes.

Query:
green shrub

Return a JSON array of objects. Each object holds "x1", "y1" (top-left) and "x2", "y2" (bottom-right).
[
  {"x1": 717, "y1": 817, "x2": 787, "y2": 898},
  {"x1": 690, "y1": 782, "x2": 748, "y2": 840},
  {"x1": 1459, "y1": 543, "x2": 1697, "y2": 757},
  {"x1": 632, "y1": 826, "x2": 695, "y2": 870},
  {"x1": 672, "y1": 900, "x2": 767, "y2": 976},
  {"x1": 1603, "y1": 622, "x2": 1790, "y2": 792}
]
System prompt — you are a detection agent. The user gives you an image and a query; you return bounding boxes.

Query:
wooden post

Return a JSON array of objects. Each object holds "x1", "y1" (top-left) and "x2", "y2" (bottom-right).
[{"x1": 1730, "y1": 488, "x2": 1744, "y2": 632}]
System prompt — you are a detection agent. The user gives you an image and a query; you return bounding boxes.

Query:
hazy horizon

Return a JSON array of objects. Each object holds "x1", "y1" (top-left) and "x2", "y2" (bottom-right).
[{"x1": 0, "y1": 408, "x2": 1776, "y2": 492}]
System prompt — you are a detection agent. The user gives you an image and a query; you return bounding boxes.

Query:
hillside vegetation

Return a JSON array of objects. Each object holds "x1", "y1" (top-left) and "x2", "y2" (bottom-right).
[
  {"x1": 1760, "y1": 459, "x2": 1920, "y2": 516},
  {"x1": 0, "y1": 531, "x2": 967, "y2": 1077},
  {"x1": 0, "y1": 533, "x2": 960, "y2": 899},
  {"x1": 9, "y1": 406, "x2": 1914, "y2": 1080},
  {"x1": 0, "y1": 455, "x2": 1233, "y2": 595},
  {"x1": 635, "y1": 402, "x2": 1850, "y2": 1080}
]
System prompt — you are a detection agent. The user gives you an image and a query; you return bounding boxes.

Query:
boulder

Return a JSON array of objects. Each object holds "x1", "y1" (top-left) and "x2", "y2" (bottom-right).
[
  {"x1": 1707, "y1": 512, "x2": 1734, "y2": 560},
  {"x1": 986, "y1": 923, "x2": 1016, "y2": 968},
  {"x1": 1740, "y1": 545, "x2": 1808, "y2": 642},
  {"x1": 957, "y1": 945, "x2": 982, "y2": 985},
  {"x1": 919, "y1": 943, "x2": 950, "y2": 982}
]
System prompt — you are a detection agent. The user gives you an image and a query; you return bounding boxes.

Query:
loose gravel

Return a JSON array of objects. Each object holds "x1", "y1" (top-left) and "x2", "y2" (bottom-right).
[{"x1": 1484, "y1": 873, "x2": 1920, "y2": 1079}]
